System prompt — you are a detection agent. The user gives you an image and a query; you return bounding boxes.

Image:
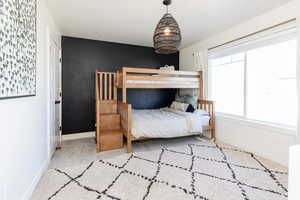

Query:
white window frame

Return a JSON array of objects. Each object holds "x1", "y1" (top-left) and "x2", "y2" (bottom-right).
[
  {"x1": 208, "y1": 37, "x2": 298, "y2": 133},
  {"x1": 208, "y1": 56, "x2": 247, "y2": 116}
]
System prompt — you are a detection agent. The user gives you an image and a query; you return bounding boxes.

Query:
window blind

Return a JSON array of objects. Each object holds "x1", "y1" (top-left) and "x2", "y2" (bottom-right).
[{"x1": 208, "y1": 20, "x2": 297, "y2": 59}]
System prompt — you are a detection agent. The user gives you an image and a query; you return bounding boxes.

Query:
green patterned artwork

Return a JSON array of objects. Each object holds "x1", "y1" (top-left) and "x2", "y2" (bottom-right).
[{"x1": 0, "y1": 0, "x2": 37, "y2": 99}]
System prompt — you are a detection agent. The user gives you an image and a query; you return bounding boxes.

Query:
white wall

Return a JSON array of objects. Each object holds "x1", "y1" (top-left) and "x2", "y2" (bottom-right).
[
  {"x1": 0, "y1": 1, "x2": 61, "y2": 199},
  {"x1": 288, "y1": 145, "x2": 300, "y2": 200},
  {"x1": 297, "y1": 1, "x2": 300, "y2": 145},
  {"x1": 180, "y1": 0, "x2": 300, "y2": 166}
]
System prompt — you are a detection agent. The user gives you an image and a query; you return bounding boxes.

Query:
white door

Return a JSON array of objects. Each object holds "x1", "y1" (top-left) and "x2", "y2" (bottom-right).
[
  {"x1": 55, "y1": 49, "x2": 62, "y2": 148},
  {"x1": 49, "y1": 36, "x2": 61, "y2": 157}
]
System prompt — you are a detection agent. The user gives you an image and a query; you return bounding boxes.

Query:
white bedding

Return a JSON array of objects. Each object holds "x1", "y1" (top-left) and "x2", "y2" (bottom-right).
[
  {"x1": 127, "y1": 80, "x2": 195, "y2": 85},
  {"x1": 131, "y1": 108, "x2": 210, "y2": 138}
]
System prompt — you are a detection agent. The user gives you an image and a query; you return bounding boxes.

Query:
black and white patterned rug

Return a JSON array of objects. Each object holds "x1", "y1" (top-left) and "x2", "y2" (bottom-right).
[{"x1": 33, "y1": 140, "x2": 288, "y2": 200}]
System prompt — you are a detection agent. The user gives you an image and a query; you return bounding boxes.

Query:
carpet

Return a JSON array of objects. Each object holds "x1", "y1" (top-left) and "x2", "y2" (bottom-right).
[{"x1": 33, "y1": 139, "x2": 288, "y2": 200}]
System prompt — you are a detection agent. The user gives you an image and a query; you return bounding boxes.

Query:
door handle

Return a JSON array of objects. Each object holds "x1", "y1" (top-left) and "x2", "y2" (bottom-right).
[{"x1": 55, "y1": 100, "x2": 61, "y2": 104}]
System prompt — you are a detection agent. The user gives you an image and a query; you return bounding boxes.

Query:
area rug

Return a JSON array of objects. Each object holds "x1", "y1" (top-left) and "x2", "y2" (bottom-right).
[{"x1": 33, "y1": 139, "x2": 288, "y2": 200}]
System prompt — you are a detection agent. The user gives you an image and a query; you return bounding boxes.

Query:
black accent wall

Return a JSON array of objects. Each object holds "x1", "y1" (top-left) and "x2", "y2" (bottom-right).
[{"x1": 62, "y1": 36, "x2": 179, "y2": 135}]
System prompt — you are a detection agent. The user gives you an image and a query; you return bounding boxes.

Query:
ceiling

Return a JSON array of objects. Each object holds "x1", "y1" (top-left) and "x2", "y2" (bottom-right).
[{"x1": 45, "y1": 0, "x2": 292, "y2": 48}]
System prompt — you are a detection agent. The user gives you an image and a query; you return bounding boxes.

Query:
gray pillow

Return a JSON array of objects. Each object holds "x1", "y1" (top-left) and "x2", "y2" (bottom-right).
[
  {"x1": 175, "y1": 93, "x2": 186, "y2": 103},
  {"x1": 185, "y1": 96, "x2": 198, "y2": 110},
  {"x1": 175, "y1": 94, "x2": 198, "y2": 110}
]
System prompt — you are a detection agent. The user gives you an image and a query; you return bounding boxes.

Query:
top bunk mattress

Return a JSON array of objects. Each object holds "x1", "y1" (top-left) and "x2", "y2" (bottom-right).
[
  {"x1": 131, "y1": 108, "x2": 210, "y2": 139},
  {"x1": 126, "y1": 80, "x2": 197, "y2": 85}
]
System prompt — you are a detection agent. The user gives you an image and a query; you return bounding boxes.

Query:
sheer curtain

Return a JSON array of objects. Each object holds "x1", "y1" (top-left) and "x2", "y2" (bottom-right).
[
  {"x1": 180, "y1": 50, "x2": 208, "y2": 98},
  {"x1": 194, "y1": 50, "x2": 208, "y2": 99},
  {"x1": 179, "y1": 49, "x2": 208, "y2": 98}
]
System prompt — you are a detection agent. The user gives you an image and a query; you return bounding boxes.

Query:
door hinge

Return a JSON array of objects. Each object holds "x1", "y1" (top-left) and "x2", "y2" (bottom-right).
[
  {"x1": 59, "y1": 58, "x2": 62, "y2": 63},
  {"x1": 59, "y1": 126, "x2": 62, "y2": 131}
]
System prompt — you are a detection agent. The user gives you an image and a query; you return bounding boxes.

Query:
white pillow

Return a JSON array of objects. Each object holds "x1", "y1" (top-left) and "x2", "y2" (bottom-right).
[
  {"x1": 194, "y1": 109, "x2": 209, "y2": 116},
  {"x1": 170, "y1": 101, "x2": 189, "y2": 112}
]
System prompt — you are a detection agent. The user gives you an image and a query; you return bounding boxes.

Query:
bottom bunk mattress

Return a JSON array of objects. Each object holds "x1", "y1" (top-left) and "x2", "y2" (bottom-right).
[{"x1": 131, "y1": 108, "x2": 210, "y2": 139}]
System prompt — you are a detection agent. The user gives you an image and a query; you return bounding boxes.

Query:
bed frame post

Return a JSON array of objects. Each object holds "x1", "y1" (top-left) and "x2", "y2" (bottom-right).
[
  {"x1": 122, "y1": 68, "x2": 127, "y2": 103},
  {"x1": 199, "y1": 71, "x2": 216, "y2": 140},
  {"x1": 198, "y1": 100, "x2": 216, "y2": 141},
  {"x1": 95, "y1": 72, "x2": 101, "y2": 152},
  {"x1": 127, "y1": 133, "x2": 132, "y2": 153},
  {"x1": 199, "y1": 71, "x2": 204, "y2": 100},
  {"x1": 117, "y1": 102, "x2": 132, "y2": 153},
  {"x1": 127, "y1": 104, "x2": 132, "y2": 153},
  {"x1": 211, "y1": 102, "x2": 216, "y2": 141}
]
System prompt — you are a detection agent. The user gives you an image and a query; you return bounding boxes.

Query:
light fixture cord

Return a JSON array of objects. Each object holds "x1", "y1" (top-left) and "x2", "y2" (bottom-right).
[{"x1": 166, "y1": 5, "x2": 168, "y2": 13}]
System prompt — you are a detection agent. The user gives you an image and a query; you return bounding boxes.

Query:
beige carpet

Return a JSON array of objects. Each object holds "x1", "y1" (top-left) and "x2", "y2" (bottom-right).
[{"x1": 32, "y1": 138, "x2": 288, "y2": 200}]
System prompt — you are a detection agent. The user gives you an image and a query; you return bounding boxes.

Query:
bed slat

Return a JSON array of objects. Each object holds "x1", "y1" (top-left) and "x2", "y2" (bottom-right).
[
  {"x1": 96, "y1": 72, "x2": 118, "y2": 101},
  {"x1": 108, "y1": 74, "x2": 112, "y2": 100},
  {"x1": 104, "y1": 74, "x2": 108, "y2": 100},
  {"x1": 113, "y1": 74, "x2": 117, "y2": 100}
]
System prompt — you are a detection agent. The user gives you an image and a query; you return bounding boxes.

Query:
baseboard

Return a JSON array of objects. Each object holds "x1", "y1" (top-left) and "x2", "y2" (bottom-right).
[
  {"x1": 22, "y1": 158, "x2": 50, "y2": 200},
  {"x1": 215, "y1": 137, "x2": 288, "y2": 167},
  {"x1": 62, "y1": 131, "x2": 95, "y2": 141}
]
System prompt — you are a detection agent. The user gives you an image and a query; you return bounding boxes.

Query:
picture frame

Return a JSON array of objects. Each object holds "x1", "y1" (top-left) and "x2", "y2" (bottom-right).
[{"x1": 0, "y1": 0, "x2": 37, "y2": 99}]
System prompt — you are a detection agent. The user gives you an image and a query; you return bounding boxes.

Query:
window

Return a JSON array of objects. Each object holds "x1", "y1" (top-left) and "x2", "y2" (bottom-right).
[
  {"x1": 209, "y1": 53, "x2": 245, "y2": 116},
  {"x1": 209, "y1": 33, "x2": 298, "y2": 127},
  {"x1": 246, "y1": 39, "x2": 297, "y2": 126}
]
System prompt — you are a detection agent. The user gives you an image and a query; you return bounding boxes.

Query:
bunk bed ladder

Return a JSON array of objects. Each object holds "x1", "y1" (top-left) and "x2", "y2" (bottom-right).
[{"x1": 95, "y1": 72, "x2": 123, "y2": 152}]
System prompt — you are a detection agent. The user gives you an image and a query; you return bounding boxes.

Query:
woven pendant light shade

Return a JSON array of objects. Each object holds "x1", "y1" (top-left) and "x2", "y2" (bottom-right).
[{"x1": 153, "y1": 1, "x2": 181, "y2": 54}]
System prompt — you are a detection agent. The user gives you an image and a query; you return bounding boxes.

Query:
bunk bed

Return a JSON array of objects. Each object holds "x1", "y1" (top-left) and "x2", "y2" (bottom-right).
[{"x1": 95, "y1": 67, "x2": 215, "y2": 153}]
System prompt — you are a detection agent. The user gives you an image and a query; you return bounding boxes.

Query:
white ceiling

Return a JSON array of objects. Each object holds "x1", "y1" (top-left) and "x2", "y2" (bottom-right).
[{"x1": 45, "y1": 0, "x2": 292, "y2": 48}]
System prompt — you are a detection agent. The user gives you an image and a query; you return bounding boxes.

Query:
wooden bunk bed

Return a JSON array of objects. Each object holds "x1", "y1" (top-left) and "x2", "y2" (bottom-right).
[{"x1": 96, "y1": 67, "x2": 215, "y2": 153}]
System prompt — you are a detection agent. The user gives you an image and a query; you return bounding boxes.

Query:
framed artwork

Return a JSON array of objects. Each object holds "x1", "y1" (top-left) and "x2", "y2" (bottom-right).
[{"x1": 0, "y1": 0, "x2": 37, "y2": 99}]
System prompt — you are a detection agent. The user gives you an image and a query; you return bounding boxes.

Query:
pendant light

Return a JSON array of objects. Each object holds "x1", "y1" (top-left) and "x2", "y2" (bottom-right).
[{"x1": 153, "y1": 0, "x2": 182, "y2": 54}]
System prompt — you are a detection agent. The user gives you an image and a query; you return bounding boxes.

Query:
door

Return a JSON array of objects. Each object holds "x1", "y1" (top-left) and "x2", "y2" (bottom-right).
[
  {"x1": 49, "y1": 36, "x2": 61, "y2": 157},
  {"x1": 55, "y1": 49, "x2": 62, "y2": 149}
]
